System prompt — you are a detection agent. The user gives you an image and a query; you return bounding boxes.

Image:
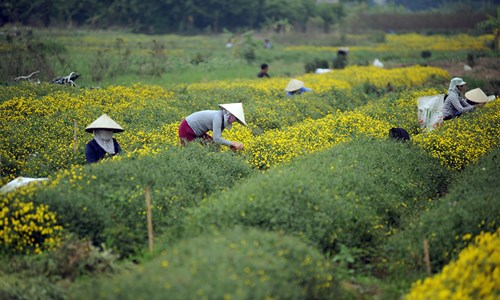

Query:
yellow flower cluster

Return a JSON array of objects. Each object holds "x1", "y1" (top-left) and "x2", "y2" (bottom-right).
[
  {"x1": 224, "y1": 111, "x2": 391, "y2": 169},
  {"x1": 405, "y1": 227, "x2": 500, "y2": 300},
  {"x1": 0, "y1": 83, "x2": 177, "y2": 182},
  {"x1": 186, "y1": 65, "x2": 447, "y2": 94},
  {"x1": 285, "y1": 34, "x2": 492, "y2": 52},
  {"x1": 0, "y1": 186, "x2": 63, "y2": 254}
]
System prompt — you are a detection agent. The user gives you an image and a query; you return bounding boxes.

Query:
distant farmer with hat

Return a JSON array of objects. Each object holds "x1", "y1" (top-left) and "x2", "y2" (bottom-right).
[
  {"x1": 85, "y1": 114, "x2": 124, "y2": 164},
  {"x1": 285, "y1": 79, "x2": 312, "y2": 96},
  {"x1": 178, "y1": 103, "x2": 246, "y2": 150},
  {"x1": 442, "y1": 77, "x2": 484, "y2": 121}
]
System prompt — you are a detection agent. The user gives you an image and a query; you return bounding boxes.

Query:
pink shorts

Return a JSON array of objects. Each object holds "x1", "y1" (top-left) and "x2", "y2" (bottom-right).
[{"x1": 178, "y1": 119, "x2": 212, "y2": 145}]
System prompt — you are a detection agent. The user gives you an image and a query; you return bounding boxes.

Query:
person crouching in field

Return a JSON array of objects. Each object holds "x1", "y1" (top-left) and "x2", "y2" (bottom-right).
[
  {"x1": 85, "y1": 114, "x2": 124, "y2": 164},
  {"x1": 443, "y1": 77, "x2": 485, "y2": 121},
  {"x1": 285, "y1": 79, "x2": 312, "y2": 96},
  {"x1": 178, "y1": 103, "x2": 246, "y2": 150}
]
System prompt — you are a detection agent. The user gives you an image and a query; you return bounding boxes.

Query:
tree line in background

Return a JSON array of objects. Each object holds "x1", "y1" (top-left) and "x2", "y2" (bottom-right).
[{"x1": 1, "y1": 0, "x2": 499, "y2": 34}]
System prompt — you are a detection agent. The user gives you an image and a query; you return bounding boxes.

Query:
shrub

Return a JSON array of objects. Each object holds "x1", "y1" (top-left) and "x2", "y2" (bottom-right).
[
  {"x1": 0, "y1": 273, "x2": 64, "y2": 300},
  {"x1": 0, "y1": 234, "x2": 121, "y2": 299},
  {"x1": 173, "y1": 138, "x2": 451, "y2": 267},
  {"x1": 69, "y1": 227, "x2": 345, "y2": 300},
  {"x1": 23, "y1": 144, "x2": 254, "y2": 257},
  {"x1": 405, "y1": 228, "x2": 500, "y2": 300},
  {"x1": 386, "y1": 146, "x2": 500, "y2": 275},
  {"x1": 0, "y1": 186, "x2": 63, "y2": 255},
  {"x1": 304, "y1": 58, "x2": 330, "y2": 73}
]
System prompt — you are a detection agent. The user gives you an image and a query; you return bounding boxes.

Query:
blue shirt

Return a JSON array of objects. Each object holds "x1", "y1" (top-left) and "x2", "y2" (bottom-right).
[
  {"x1": 85, "y1": 138, "x2": 121, "y2": 164},
  {"x1": 286, "y1": 87, "x2": 312, "y2": 96}
]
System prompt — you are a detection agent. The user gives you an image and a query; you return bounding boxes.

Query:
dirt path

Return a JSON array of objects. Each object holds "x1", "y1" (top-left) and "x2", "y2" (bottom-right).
[{"x1": 429, "y1": 57, "x2": 500, "y2": 95}]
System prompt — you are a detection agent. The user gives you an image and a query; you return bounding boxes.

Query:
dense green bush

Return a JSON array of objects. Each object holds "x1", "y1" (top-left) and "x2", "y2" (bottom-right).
[
  {"x1": 171, "y1": 138, "x2": 451, "y2": 266},
  {"x1": 27, "y1": 144, "x2": 254, "y2": 257},
  {"x1": 0, "y1": 273, "x2": 64, "y2": 300},
  {"x1": 69, "y1": 227, "x2": 345, "y2": 300},
  {"x1": 386, "y1": 146, "x2": 500, "y2": 275},
  {"x1": 304, "y1": 57, "x2": 330, "y2": 73}
]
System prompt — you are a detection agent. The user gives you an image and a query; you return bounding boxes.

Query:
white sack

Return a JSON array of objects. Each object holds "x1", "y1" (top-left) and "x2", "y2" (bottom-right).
[{"x1": 418, "y1": 94, "x2": 445, "y2": 132}]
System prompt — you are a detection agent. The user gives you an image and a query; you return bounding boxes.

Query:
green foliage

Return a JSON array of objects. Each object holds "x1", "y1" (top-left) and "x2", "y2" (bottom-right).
[
  {"x1": 69, "y1": 227, "x2": 345, "y2": 300},
  {"x1": 318, "y1": 3, "x2": 344, "y2": 33},
  {"x1": 476, "y1": 5, "x2": 500, "y2": 50},
  {"x1": 0, "y1": 235, "x2": 121, "y2": 300},
  {"x1": 27, "y1": 144, "x2": 254, "y2": 257},
  {"x1": 0, "y1": 28, "x2": 68, "y2": 83},
  {"x1": 0, "y1": 273, "x2": 65, "y2": 300},
  {"x1": 241, "y1": 31, "x2": 257, "y2": 64},
  {"x1": 386, "y1": 146, "x2": 500, "y2": 276},
  {"x1": 304, "y1": 57, "x2": 330, "y2": 73},
  {"x1": 171, "y1": 138, "x2": 451, "y2": 268}
]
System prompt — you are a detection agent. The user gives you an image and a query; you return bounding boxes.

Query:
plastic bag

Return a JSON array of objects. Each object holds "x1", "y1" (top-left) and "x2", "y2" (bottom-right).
[
  {"x1": 418, "y1": 94, "x2": 444, "y2": 132},
  {"x1": 0, "y1": 177, "x2": 49, "y2": 193}
]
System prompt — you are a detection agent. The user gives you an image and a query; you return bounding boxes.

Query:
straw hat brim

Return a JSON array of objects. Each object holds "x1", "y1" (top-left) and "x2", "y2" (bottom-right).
[
  {"x1": 85, "y1": 114, "x2": 124, "y2": 133},
  {"x1": 219, "y1": 103, "x2": 246, "y2": 126},
  {"x1": 285, "y1": 79, "x2": 304, "y2": 92},
  {"x1": 465, "y1": 88, "x2": 489, "y2": 104}
]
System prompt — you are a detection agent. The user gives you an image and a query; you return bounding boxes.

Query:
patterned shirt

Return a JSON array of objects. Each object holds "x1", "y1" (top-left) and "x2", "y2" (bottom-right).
[{"x1": 442, "y1": 93, "x2": 475, "y2": 119}]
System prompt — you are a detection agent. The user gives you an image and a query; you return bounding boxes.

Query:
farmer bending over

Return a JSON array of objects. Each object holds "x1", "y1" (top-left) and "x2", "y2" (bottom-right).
[{"x1": 178, "y1": 103, "x2": 246, "y2": 150}]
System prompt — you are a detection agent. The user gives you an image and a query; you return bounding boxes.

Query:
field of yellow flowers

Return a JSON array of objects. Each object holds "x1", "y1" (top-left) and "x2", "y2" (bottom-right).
[
  {"x1": 0, "y1": 64, "x2": 451, "y2": 183},
  {"x1": 1, "y1": 32, "x2": 500, "y2": 300}
]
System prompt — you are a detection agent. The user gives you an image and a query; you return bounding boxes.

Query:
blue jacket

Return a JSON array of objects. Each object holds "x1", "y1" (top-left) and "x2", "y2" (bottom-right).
[{"x1": 85, "y1": 138, "x2": 121, "y2": 164}]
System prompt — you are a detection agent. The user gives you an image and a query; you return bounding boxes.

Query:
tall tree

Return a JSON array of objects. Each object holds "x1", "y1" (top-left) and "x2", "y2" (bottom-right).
[
  {"x1": 318, "y1": 3, "x2": 344, "y2": 33},
  {"x1": 478, "y1": 5, "x2": 500, "y2": 50}
]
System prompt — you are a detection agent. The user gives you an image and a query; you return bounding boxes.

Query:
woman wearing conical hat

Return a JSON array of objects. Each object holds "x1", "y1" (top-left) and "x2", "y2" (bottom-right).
[
  {"x1": 178, "y1": 103, "x2": 246, "y2": 150},
  {"x1": 85, "y1": 114, "x2": 124, "y2": 163},
  {"x1": 285, "y1": 79, "x2": 312, "y2": 96},
  {"x1": 443, "y1": 77, "x2": 485, "y2": 121}
]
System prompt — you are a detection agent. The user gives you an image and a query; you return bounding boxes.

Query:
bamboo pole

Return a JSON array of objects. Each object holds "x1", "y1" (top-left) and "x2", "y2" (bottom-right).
[
  {"x1": 145, "y1": 187, "x2": 154, "y2": 254},
  {"x1": 73, "y1": 120, "x2": 78, "y2": 154},
  {"x1": 423, "y1": 239, "x2": 431, "y2": 276}
]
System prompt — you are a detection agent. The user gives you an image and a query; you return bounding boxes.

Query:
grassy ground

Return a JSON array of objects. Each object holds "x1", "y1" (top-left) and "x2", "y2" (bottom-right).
[{"x1": 2, "y1": 27, "x2": 497, "y2": 89}]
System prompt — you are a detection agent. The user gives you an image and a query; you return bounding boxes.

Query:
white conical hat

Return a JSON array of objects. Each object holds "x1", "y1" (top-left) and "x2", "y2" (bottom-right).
[
  {"x1": 285, "y1": 79, "x2": 304, "y2": 92},
  {"x1": 85, "y1": 114, "x2": 124, "y2": 133},
  {"x1": 465, "y1": 88, "x2": 488, "y2": 104},
  {"x1": 218, "y1": 103, "x2": 246, "y2": 126}
]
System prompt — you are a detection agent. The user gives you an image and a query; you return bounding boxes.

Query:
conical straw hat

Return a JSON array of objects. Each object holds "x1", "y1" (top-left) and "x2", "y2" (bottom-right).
[
  {"x1": 465, "y1": 88, "x2": 488, "y2": 104},
  {"x1": 219, "y1": 103, "x2": 246, "y2": 126},
  {"x1": 85, "y1": 114, "x2": 124, "y2": 133},
  {"x1": 285, "y1": 79, "x2": 304, "y2": 92}
]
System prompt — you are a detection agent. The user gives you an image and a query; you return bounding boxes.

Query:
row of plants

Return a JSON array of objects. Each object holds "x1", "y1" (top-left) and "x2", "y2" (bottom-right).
[
  {"x1": 405, "y1": 227, "x2": 500, "y2": 300},
  {"x1": 2, "y1": 70, "x2": 499, "y2": 258},
  {"x1": 167, "y1": 138, "x2": 452, "y2": 263},
  {"x1": 63, "y1": 139, "x2": 500, "y2": 299},
  {"x1": 0, "y1": 65, "x2": 448, "y2": 183},
  {"x1": 387, "y1": 145, "x2": 500, "y2": 275},
  {"x1": 1, "y1": 144, "x2": 254, "y2": 257},
  {"x1": 285, "y1": 34, "x2": 492, "y2": 53}
]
